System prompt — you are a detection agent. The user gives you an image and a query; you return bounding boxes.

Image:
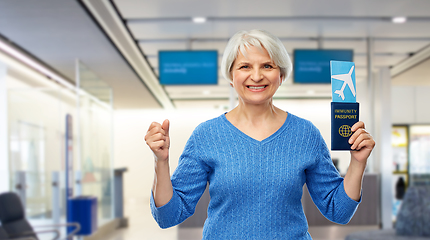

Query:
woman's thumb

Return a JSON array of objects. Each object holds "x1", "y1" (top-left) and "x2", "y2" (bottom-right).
[{"x1": 162, "y1": 119, "x2": 170, "y2": 136}]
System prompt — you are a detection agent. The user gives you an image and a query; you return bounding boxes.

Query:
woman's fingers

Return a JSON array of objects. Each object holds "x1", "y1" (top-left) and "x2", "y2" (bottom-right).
[
  {"x1": 349, "y1": 129, "x2": 368, "y2": 147},
  {"x1": 354, "y1": 139, "x2": 374, "y2": 151},
  {"x1": 149, "y1": 139, "x2": 167, "y2": 150},
  {"x1": 146, "y1": 122, "x2": 165, "y2": 136},
  {"x1": 146, "y1": 134, "x2": 166, "y2": 146},
  {"x1": 145, "y1": 122, "x2": 167, "y2": 146},
  {"x1": 350, "y1": 132, "x2": 371, "y2": 150},
  {"x1": 145, "y1": 120, "x2": 171, "y2": 161},
  {"x1": 351, "y1": 121, "x2": 365, "y2": 132},
  {"x1": 348, "y1": 121, "x2": 374, "y2": 150}
]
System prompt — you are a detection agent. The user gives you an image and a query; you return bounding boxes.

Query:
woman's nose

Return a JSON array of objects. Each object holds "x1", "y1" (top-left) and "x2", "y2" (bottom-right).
[{"x1": 250, "y1": 69, "x2": 263, "y2": 82}]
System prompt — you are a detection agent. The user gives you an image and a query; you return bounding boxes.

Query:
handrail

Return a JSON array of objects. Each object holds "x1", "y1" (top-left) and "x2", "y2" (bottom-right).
[{"x1": 32, "y1": 222, "x2": 81, "y2": 240}]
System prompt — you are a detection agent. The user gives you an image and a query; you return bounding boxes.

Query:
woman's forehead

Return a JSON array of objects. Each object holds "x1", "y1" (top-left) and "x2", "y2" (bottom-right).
[
  {"x1": 238, "y1": 43, "x2": 264, "y2": 55},
  {"x1": 235, "y1": 45, "x2": 273, "y2": 62}
]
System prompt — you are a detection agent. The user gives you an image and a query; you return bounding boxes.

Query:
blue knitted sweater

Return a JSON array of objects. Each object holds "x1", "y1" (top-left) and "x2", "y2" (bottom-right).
[{"x1": 150, "y1": 113, "x2": 360, "y2": 239}]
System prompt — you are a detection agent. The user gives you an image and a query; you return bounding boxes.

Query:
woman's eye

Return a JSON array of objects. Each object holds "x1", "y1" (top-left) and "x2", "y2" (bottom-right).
[
  {"x1": 264, "y1": 64, "x2": 273, "y2": 69},
  {"x1": 239, "y1": 65, "x2": 249, "y2": 69}
]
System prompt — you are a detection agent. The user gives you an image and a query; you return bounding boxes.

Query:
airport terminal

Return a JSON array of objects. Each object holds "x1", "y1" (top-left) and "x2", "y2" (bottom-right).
[{"x1": 0, "y1": 1, "x2": 429, "y2": 239}]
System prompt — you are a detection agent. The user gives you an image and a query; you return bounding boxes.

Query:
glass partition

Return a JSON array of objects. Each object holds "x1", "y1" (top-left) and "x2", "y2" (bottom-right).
[
  {"x1": 6, "y1": 60, "x2": 114, "y2": 231},
  {"x1": 77, "y1": 61, "x2": 114, "y2": 226},
  {"x1": 8, "y1": 87, "x2": 77, "y2": 224}
]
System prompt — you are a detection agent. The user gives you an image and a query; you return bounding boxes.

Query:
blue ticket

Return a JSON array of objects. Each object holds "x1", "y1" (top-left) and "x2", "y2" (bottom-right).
[{"x1": 330, "y1": 61, "x2": 356, "y2": 103}]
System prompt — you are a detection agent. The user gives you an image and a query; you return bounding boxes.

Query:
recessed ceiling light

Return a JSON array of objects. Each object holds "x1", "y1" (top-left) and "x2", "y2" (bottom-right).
[
  {"x1": 193, "y1": 17, "x2": 207, "y2": 23},
  {"x1": 392, "y1": 16, "x2": 407, "y2": 24},
  {"x1": 203, "y1": 90, "x2": 211, "y2": 95}
]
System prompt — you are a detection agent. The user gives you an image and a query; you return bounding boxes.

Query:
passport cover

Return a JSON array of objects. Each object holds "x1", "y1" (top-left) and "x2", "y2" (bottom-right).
[{"x1": 331, "y1": 102, "x2": 359, "y2": 150}]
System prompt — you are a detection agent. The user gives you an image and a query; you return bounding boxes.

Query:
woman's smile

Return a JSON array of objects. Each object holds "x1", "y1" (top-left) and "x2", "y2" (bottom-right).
[{"x1": 247, "y1": 85, "x2": 267, "y2": 91}]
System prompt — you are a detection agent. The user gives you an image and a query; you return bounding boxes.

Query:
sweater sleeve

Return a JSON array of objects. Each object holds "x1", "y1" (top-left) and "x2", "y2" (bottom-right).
[
  {"x1": 305, "y1": 130, "x2": 361, "y2": 225},
  {"x1": 150, "y1": 131, "x2": 210, "y2": 228}
]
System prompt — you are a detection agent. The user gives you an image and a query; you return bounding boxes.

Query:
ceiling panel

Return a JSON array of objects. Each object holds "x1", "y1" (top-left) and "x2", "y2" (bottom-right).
[
  {"x1": 367, "y1": 22, "x2": 430, "y2": 37},
  {"x1": 139, "y1": 42, "x2": 189, "y2": 56},
  {"x1": 373, "y1": 41, "x2": 429, "y2": 53},
  {"x1": 114, "y1": 0, "x2": 430, "y2": 18},
  {"x1": 322, "y1": 40, "x2": 366, "y2": 52},
  {"x1": 392, "y1": 57, "x2": 430, "y2": 86},
  {"x1": 129, "y1": 20, "x2": 392, "y2": 40}
]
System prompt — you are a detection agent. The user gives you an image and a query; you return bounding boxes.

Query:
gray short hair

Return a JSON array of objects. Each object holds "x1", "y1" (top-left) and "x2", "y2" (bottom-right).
[{"x1": 221, "y1": 29, "x2": 292, "y2": 83}]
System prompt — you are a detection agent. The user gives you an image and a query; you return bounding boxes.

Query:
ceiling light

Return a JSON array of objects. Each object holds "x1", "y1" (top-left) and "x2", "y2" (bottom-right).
[
  {"x1": 0, "y1": 39, "x2": 110, "y2": 109},
  {"x1": 392, "y1": 16, "x2": 407, "y2": 24},
  {"x1": 193, "y1": 17, "x2": 207, "y2": 23},
  {"x1": 0, "y1": 39, "x2": 74, "y2": 90},
  {"x1": 202, "y1": 90, "x2": 211, "y2": 95}
]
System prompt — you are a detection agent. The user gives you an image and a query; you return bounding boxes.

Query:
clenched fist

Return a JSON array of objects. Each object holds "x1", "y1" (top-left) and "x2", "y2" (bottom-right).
[{"x1": 145, "y1": 119, "x2": 170, "y2": 162}]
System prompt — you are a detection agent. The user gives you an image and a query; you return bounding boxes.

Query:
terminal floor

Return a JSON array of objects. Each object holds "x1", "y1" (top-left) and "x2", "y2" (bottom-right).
[{"x1": 104, "y1": 200, "x2": 378, "y2": 240}]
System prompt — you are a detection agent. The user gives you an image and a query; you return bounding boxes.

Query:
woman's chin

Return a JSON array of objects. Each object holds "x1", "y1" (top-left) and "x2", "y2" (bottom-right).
[{"x1": 239, "y1": 97, "x2": 273, "y2": 106}]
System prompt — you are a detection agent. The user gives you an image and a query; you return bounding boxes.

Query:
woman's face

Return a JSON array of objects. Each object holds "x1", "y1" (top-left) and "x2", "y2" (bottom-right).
[{"x1": 231, "y1": 45, "x2": 282, "y2": 106}]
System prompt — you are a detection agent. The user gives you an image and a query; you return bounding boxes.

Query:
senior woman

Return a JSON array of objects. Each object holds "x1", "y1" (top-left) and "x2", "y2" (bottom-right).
[{"x1": 145, "y1": 29, "x2": 375, "y2": 239}]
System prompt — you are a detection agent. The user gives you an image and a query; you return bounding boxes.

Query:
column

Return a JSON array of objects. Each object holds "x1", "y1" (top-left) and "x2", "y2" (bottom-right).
[
  {"x1": 375, "y1": 67, "x2": 393, "y2": 229},
  {"x1": 366, "y1": 37, "x2": 375, "y2": 172}
]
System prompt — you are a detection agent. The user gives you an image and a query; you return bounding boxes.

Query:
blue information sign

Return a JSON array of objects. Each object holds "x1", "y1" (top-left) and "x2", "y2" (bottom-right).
[
  {"x1": 294, "y1": 49, "x2": 353, "y2": 84},
  {"x1": 159, "y1": 50, "x2": 218, "y2": 85}
]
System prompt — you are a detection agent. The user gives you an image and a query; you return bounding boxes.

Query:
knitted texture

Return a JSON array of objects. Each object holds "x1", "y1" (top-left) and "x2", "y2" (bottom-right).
[{"x1": 151, "y1": 113, "x2": 360, "y2": 239}]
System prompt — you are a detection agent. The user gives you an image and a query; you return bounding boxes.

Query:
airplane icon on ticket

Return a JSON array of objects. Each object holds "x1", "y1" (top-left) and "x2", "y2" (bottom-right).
[{"x1": 331, "y1": 65, "x2": 356, "y2": 101}]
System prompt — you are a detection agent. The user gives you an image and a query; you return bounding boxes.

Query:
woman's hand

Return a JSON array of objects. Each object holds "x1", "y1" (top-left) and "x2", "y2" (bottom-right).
[
  {"x1": 344, "y1": 121, "x2": 375, "y2": 201},
  {"x1": 145, "y1": 119, "x2": 170, "y2": 162},
  {"x1": 146, "y1": 119, "x2": 173, "y2": 207},
  {"x1": 348, "y1": 121, "x2": 375, "y2": 164}
]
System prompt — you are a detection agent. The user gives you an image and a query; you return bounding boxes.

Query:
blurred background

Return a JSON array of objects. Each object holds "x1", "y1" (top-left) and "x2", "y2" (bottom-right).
[{"x1": 1, "y1": 0, "x2": 430, "y2": 239}]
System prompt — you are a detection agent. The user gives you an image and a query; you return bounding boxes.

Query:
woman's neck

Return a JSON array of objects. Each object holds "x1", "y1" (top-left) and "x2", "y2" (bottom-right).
[
  {"x1": 228, "y1": 99, "x2": 283, "y2": 124},
  {"x1": 225, "y1": 99, "x2": 287, "y2": 141}
]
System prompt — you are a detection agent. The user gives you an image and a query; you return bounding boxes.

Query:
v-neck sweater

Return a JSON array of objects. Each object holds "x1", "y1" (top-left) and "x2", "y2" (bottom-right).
[{"x1": 150, "y1": 113, "x2": 360, "y2": 239}]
